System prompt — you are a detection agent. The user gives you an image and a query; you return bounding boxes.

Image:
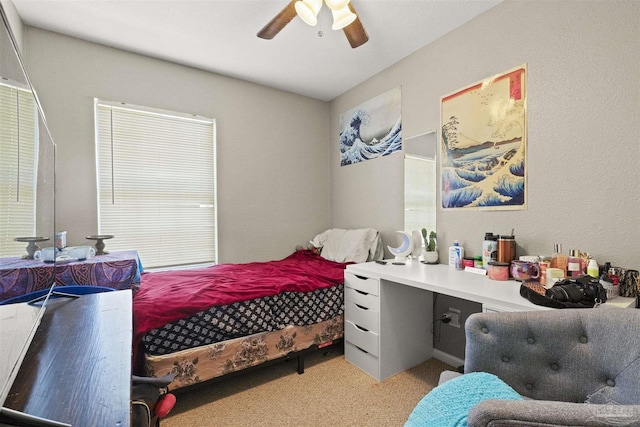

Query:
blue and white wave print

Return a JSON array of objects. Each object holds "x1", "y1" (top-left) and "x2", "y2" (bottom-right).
[
  {"x1": 340, "y1": 109, "x2": 402, "y2": 166},
  {"x1": 442, "y1": 141, "x2": 525, "y2": 208}
]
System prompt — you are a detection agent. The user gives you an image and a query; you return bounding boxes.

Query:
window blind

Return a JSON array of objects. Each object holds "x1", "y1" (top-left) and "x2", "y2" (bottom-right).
[
  {"x1": 95, "y1": 101, "x2": 216, "y2": 268},
  {"x1": 0, "y1": 83, "x2": 38, "y2": 256}
]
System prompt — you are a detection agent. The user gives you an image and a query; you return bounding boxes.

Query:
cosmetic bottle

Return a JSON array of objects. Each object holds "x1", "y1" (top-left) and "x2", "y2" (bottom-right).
[
  {"x1": 449, "y1": 241, "x2": 464, "y2": 269},
  {"x1": 567, "y1": 249, "x2": 582, "y2": 278},
  {"x1": 550, "y1": 244, "x2": 567, "y2": 277},
  {"x1": 538, "y1": 256, "x2": 551, "y2": 286},
  {"x1": 587, "y1": 259, "x2": 599, "y2": 278}
]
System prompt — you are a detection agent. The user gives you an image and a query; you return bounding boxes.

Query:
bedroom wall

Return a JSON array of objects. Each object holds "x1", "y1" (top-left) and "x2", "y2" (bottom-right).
[
  {"x1": 0, "y1": 0, "x2": 24, "y2": 50},
  {"x1": 330, "y1": 0, "x2": 639, "y2": 274},
  {"x1": 23, "y1": 27, "x2": 332, "y2": 265},
  {"x1": 329, "y1": 0, "x2": 639, "y2": 359}
]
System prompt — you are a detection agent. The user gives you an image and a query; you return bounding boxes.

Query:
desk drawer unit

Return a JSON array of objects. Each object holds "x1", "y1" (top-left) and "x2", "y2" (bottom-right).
[{"x1": 344, "y1": 272, "x2": 381, "y2": 376}]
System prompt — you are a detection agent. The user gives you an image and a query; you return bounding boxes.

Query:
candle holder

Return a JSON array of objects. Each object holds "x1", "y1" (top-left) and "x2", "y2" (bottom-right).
[
  {"x1": 86, "y1": 235, "x2": 114, "y2": 255},
  {"x1": 14, "y1": 236, "x2": 51, "y2": 259}
]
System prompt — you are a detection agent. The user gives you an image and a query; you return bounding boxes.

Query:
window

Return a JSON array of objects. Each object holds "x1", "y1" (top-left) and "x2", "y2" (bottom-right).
[
  {"x1": 0, "y1": 82, "x2": 38, "y2": 256},
  {"x1": 95, "y1": 100, "x2": 216, "y2": 268}
]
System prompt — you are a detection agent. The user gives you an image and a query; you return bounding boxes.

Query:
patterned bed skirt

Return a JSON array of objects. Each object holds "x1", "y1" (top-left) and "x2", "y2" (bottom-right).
[{"x1": 143, "y1": 314, "x2": 344, "y2": 390}]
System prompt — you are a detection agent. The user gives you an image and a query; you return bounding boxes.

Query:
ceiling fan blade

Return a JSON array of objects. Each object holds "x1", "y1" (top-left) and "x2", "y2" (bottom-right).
[
  {"x1": 257, "y1": 1, "x2": 298, "y2": 40},
  {"x1": 342, "y1": 3, "x2": 368, "y2": 48}
]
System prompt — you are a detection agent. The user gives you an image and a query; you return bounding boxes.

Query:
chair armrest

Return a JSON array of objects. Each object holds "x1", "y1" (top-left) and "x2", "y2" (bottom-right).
[
  {"x1": 467, "y1": 400, "x2": 640, "y2": 427},
  {"x1": 437, "y1": 370, "x2": 462, "y2": 385}
]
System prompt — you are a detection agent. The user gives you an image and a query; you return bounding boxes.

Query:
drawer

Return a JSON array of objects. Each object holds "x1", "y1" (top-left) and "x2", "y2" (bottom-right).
[
  {"x1": 344, "y1": 300, "x2": 379, "y2": 333},
  {"x1": 344, "y1": 272, "x2": 379, "y2": 296},
  {"x1": 344, "y1": 286, "x2": 379, "y2": 310},
  {"x1": 345, "y1": 341, "x2": 380, "y2": 380},
  {"x1": 344, "y1": 320, "x2": 379, "y2": 356}
]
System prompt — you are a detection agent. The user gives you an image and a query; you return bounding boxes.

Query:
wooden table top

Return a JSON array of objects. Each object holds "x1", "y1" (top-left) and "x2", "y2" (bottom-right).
[{"x1": 3, "y1": 290, "x2": 132, "y2": 426}]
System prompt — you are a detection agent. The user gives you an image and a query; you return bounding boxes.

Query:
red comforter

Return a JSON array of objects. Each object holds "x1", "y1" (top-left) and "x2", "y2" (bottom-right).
[{"x1": 133, "y1": 250, "x2": 350, "y2": 341}]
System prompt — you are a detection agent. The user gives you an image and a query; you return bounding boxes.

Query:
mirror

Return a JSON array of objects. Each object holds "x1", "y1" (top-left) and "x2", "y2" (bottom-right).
[
  {"x1": 0, "y1": 3, "x2": 59, "y2": 424},
  {"x1": 404, "y1": 130, "x2": 437, "y2": 250}
]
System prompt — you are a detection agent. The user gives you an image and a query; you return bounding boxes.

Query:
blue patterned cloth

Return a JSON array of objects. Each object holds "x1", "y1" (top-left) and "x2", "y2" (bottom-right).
[{"x1": 405, "y1": 372, "x2": 523, "y2": 427}]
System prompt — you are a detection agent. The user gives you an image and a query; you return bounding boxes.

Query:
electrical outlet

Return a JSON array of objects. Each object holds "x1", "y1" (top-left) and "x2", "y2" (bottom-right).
[{"x1": 446, "y1": 307, "x2": 461, "y2": 328}]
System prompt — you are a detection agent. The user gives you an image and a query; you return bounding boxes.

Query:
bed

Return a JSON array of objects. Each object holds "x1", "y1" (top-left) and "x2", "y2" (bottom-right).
[{"x1": 133, "y1": 228, "x2": 382, "y2": 390}]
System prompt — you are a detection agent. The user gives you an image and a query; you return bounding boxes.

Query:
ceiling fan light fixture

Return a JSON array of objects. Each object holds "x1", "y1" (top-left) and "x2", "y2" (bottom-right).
[
  {"x1": 324, "y1": 0, "x2": 350, "y2": 11},
  {"x1": 331, "y1": 5, "x2": 357, "y2": 30},
  {"x1": 295, "y1": 0, "x2": 322, "y2": 26}
]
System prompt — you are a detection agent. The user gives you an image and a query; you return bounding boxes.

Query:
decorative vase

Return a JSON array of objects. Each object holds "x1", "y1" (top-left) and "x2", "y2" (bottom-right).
[{"x1": 422, "y1": 249, "x2": 439, "y2": 264}]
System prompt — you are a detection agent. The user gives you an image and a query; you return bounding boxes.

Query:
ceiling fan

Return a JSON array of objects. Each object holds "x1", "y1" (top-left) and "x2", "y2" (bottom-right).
[{"x1": 257, "y1": 0, "x2": 369, "y2": 49}]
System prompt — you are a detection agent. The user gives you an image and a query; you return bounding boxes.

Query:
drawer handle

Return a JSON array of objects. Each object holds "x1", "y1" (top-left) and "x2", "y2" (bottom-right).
[
  {"x1": 355, "y1": 289, "x2": 369, "y2": 296},
  {"x1": 355, "y1": 304, "x2": 368, "y2": 311},
  {"x1": 355, "y1": 324, "x2": 369, "y2": 332},
  {"x1": 355, "y1": 345, "x2": 369, "y2": 354},
  {"x1": 355, "y1": 275, "x2": 368, "y2": 280}
]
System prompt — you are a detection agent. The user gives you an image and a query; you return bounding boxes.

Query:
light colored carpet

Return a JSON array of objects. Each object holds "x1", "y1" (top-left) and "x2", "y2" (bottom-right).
[{"x1": 162, "y1": 347, "x2": 453, "y2": 427}]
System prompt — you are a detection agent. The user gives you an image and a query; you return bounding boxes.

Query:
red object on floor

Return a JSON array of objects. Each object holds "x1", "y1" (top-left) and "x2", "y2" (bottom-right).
[{"x1": 155, "y1": 393, "x2": 176, "y2": 418}]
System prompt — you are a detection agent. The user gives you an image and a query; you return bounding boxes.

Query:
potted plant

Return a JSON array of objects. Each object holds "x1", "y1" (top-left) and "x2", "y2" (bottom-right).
[{"x1": 421, "y1": 229, "x2": 438, "y2": 264}]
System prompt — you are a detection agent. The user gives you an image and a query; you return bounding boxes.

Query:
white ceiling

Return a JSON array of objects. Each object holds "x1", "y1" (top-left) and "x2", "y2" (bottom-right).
[{"x1": 12, "y1": 0, "x2": 502, "y2": 101}]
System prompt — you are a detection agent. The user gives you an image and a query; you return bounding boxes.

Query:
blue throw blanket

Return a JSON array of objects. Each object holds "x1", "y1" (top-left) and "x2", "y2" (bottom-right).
[{"x1": 405, "y1": 372, "x2": 523, "y2": 427}]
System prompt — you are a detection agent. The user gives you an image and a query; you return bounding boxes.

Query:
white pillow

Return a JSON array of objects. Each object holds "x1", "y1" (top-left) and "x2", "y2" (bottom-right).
[{"x1": 310, "y1": 228, "x2": 381, "y2": 263}]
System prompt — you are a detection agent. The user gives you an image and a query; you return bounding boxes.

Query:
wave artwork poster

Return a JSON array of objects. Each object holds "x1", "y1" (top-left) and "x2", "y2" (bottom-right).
[
  {"x1": 440, "y1": 65, "x2": 527, "y2": 210},
  {"x1": 339, "y1": 86, "x2": 402, "y2": 166}
]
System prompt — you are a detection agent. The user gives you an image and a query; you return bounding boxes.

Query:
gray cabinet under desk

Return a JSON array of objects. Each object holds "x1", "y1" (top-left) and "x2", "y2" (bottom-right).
[{"x1": 2, "y1": 290, "x2": 132, "y2": 426}]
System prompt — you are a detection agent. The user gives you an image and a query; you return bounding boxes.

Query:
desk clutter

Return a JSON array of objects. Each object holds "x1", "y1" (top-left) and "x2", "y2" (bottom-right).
[
  {"x1": 437, "y1": 231, "x2": 639, "y2": 309},
  {"x1": 406, "y1": 228, "x2": 638, "y2": 308}
]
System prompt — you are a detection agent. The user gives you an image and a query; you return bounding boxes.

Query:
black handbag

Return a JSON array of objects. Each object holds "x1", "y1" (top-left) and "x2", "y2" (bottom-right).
[{"x1": 520, "y1": 276, "x2": 607, "y2": 309}]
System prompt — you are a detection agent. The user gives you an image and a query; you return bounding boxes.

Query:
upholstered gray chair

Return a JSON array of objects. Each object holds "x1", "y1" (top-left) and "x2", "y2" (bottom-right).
[{"x1": 443, "y1": 308, "x2": 640, "y2": 427}]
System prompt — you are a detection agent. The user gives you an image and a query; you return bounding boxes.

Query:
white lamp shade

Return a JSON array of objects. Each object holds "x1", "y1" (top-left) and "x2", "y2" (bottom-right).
[
  {"x1": 331, "y1": 5, "x2": 357, "y2": 30},
  {"x1": 295, "y1": 0, "x2": 322, "y2": 26},
  {"x1": 324, "y1": 0, "x2": 350, "y2": 11}
]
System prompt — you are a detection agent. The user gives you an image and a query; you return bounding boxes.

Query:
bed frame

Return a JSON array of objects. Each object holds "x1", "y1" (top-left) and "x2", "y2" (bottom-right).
[{"x1": 141, "y1": 314, "x2": 344, "y2": 391}]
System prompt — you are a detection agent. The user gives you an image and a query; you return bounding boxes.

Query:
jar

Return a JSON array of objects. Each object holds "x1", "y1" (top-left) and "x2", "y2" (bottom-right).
[
  {"x1": 462, "y1": 258, "x2": 475, "y2": 268},
  {"x1": 487, "y1": 262, "x2": 510, "y2": 281}
]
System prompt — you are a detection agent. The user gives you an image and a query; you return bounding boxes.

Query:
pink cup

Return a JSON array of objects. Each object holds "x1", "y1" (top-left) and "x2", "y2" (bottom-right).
[{"x1": 511, "y1": 260, "x2": 540, "y2": 281}]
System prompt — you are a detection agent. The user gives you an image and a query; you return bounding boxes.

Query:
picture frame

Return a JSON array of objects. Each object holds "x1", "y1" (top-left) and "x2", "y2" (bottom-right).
[{"x1": 440, "y1": 65, "x2": 527, "y2": 210}]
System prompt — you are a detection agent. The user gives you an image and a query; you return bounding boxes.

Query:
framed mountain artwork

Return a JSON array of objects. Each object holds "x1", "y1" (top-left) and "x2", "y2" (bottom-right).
[{"x1": 440, "y1": 65, "x2": 527, "y2": 210}]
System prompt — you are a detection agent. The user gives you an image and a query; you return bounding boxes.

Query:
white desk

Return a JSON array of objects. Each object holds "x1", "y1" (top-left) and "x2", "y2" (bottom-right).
[{"x1": 343, "y1": 260, "x2": 635, "y2": 380}]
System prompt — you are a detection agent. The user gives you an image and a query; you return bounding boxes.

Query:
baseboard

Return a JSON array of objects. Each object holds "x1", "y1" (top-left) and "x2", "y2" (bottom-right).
[{"x1": 432, "y1": 349, "x2": 464, "y2": 369}]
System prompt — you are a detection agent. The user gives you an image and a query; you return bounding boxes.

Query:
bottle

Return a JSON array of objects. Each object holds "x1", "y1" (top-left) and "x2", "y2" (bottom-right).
[
  {"x1": 538, "y1": 256, "x2": 551, "y2": 286},
  {"x1": 449, "y1": 241, "x2": 464, "y2": 269},
  {"x1": 587, "y1": 259, "x2": 599, "y2": 278},
  {"x1": 567, "y1": 249, "x2": 582, "y2": 278},
  {"x1": 550, "y1": 244, "x2": 567, "y2": 277},
  {"x1": 482, "y1": 233, "x2": 498, "y2": 270}
]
